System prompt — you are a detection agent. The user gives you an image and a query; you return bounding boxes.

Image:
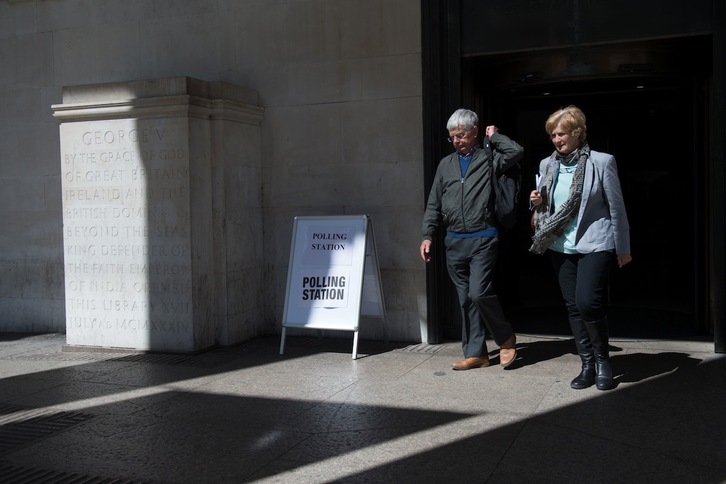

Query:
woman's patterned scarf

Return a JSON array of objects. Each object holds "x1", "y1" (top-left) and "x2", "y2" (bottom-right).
[{"x1": 529, "y1": 143, "x2": 589, "y2": 255}]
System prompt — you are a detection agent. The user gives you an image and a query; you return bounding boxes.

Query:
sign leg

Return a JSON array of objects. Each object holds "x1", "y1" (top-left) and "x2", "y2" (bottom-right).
[
  {"x1": 279, "y1": 327, "x2": 287, "y2": 355},
  {"x1": 352, "y1": 330, "x2": 359, "y2": 359}
]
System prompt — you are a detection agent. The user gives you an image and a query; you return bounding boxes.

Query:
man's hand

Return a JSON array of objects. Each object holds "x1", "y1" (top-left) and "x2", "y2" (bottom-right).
[{"x1": 420, "y1": 239, "x2": 432, "y2": 263}]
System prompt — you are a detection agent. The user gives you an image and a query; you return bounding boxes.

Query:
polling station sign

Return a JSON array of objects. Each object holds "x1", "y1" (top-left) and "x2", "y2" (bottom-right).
[{"x1": 280, "y1": 215, "x2": 385, "y2": 358}]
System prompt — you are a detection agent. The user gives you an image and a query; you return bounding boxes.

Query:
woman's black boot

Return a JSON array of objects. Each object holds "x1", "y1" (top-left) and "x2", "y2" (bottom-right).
[
  {"x1": 595, "y1": 358, "x2": 614, "y2": 390},
  {"x1": 586, "y1": 319, "x2": 615, "y2": 390},
  {"x1": 571, "y1": 364, "x2": 596, "y2": 389},
  {"x1": 569, "y1": 318, "x2": 595, "y2": 389}
]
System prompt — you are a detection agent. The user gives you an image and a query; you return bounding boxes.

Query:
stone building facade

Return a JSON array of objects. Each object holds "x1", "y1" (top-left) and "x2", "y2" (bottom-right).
[
  {"x1": 0, "y1": 0, "x2": 426, "y2": 345},
  {"x1": 2, "y1": 0, "x2": 724, "y2": 352}
]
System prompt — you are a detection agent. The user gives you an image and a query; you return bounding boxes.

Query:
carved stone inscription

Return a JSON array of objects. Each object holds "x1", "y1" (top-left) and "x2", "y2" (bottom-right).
[{"x1": 61, "y1": 118, "x2": 193, "y2": 350}]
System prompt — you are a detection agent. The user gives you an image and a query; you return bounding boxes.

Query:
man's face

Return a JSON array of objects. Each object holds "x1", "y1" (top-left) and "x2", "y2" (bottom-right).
[{"x1": 448, "y1": 125, "x2": 478, "y2": 155}]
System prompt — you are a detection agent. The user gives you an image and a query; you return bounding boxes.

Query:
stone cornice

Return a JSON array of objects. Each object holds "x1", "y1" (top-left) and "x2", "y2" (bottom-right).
[{"x1": 52, "y1": 78, "x2": 264, "y2": 125}]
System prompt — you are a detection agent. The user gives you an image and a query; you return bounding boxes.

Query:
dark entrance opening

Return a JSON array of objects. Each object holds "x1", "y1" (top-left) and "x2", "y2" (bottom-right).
[{"x1": 440, "y1": 37, "x2": 711, "y2": 341}]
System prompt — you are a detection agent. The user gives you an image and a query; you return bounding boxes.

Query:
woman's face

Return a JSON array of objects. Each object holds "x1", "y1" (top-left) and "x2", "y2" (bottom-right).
[{"x1": 550, "y1": 123, "x2": 579, "y2": 155}]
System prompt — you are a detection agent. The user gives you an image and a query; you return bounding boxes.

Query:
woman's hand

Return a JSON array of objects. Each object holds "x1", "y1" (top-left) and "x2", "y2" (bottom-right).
[
  {"x1": 530, "y1": 190, "x2": 542, "y2": 207},
  {"x1": 617, "y1": 254, "x2": 632, "y2": 268}
]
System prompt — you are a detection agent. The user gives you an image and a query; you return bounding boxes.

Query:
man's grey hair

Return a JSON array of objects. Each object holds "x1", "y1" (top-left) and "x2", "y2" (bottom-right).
[{"x1": 446, "y1": 109, "x2": 478, "y2": 131}]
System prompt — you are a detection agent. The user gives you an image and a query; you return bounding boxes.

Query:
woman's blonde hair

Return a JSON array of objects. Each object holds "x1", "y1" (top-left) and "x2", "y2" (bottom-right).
[{"x1": 545, "y1": 105, "x2": 587, "y2": 143}]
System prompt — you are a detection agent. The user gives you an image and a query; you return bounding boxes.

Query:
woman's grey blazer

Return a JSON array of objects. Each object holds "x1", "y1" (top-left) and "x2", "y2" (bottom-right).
[{"x1": 538, "y1": 150, "x2": 631, "y2": 255}]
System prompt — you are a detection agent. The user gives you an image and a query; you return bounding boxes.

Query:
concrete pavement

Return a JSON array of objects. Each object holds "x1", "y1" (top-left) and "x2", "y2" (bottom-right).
[{"x1": 0, "y1": 331, "x2": 724, "y2": 483}]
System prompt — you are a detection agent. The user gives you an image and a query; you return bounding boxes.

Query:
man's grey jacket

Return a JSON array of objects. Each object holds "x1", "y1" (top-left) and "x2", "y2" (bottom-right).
[{"x1": 422, "y1": 132, "x2": 524, "y2": 240}]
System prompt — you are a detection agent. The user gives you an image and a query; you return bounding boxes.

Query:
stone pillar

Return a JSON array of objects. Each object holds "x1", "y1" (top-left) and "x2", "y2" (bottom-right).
[{"x1": 53, "y1": 77, "x2": 264, "y2": 352}]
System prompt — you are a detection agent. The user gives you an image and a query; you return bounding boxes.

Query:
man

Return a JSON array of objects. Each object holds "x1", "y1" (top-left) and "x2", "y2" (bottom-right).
[{"x1": 420, "y1": 108, "x2": 523, "y2": 370}]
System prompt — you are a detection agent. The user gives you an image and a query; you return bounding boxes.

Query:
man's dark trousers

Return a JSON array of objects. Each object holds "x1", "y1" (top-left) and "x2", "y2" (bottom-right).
[{"x1": 444, "y1": 235, "x2": 513, "y2": 358}]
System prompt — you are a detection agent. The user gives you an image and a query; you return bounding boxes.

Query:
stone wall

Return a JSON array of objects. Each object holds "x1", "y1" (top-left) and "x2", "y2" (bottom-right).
[{"x1": 0, "y1": 0, "x2": 425, "y2": 343}]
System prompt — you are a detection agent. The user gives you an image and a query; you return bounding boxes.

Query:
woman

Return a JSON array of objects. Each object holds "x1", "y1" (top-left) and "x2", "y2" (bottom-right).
[{"x1": 529, "y1": 106, "x2": 632, "y2": 391}]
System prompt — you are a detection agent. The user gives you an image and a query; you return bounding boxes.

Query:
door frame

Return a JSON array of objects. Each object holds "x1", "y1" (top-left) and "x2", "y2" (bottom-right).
[{"x1": 420, "y1": 0, "x2": 726, "y2": 351}]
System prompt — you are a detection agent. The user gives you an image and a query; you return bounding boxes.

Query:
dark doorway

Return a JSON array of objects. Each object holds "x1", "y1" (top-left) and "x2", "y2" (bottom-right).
[{"x1": 440, "y1": 38, "x2": 711, "y2": 341}]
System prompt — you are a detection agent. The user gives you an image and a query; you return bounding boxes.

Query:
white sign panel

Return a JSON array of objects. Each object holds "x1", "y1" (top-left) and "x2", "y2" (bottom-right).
[{"x1": 280, "y1": 215, "x2": 385, "y2": 358}]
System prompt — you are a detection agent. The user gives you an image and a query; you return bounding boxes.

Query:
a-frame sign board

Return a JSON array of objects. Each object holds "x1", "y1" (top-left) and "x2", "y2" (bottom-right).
[{"x1": 279, "y1": 215, "x2": 386, "y2": 359}]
